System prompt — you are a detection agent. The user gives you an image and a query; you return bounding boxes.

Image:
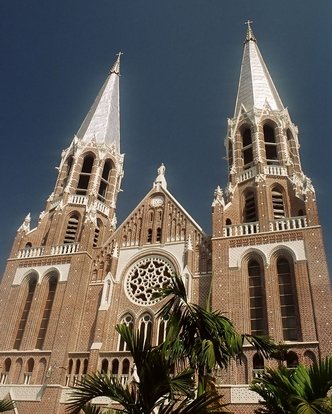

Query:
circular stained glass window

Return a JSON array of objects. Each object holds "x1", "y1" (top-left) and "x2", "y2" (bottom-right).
[{"x1": 125, "y1": 256, "x2": 175, "y2": 305}]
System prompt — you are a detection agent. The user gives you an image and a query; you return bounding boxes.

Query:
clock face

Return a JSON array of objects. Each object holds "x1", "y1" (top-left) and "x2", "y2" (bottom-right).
[
  {"x1": 125, "y1": 256, "x2": 175, "y2": 306},
  {"x1": 150, "y1": 196, "x2": 164, "y2": 207}
]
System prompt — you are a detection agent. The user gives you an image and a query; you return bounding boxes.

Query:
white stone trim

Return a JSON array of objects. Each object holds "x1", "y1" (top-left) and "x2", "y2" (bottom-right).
[
  {"x1": 227, "y1": 385, "x2": 261, "y2": 404},
  {"x1": 229, "y1": 240, "x2": 306, "y2": 268},
  {"x1": 13, "y1": 263, "x2": 71, "y2": 285},
  {"x1": 0, "y1": 385, "x2": 44, "y2": 401}
]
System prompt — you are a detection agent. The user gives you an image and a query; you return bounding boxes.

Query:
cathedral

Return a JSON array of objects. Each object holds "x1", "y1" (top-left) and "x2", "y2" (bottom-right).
[{"x1": 0, "y1": 24, "x2": 331, "y2": 414}]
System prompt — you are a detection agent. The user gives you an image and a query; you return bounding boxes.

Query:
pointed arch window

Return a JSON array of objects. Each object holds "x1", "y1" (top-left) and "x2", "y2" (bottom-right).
[
  {"x1": 242, "y1": 128, "x2": 253, "y2": 169},
  {"x1": 244, "y1": 191, "x2": 257, "y2": 222},
  {"x1": 277, "y1": 257, "x2": 301, "y2": 341},
  {"x1": 14, "y1": 276, "x2": 37, "y2": 350},
  {"x1": 272, "y1": 187, "x2": 285, "y2": 219},
  {"x1": 157, "y1": 318, "x2": 168, "y2": 345},
  {"x1": 0, "y1": 358, "x2": 11, "y2": 384},
  {"x1": 76, "y1": 155, "x2": 94, "y2": 195},
  {"x1": 139, "y1": 313, "x2": 153, "y2": 348},
  {"x1": 24, "y1": 358, "x2": 34, "y2": 385},
  {"x1": 98, "y1": 160, "x2": 112, "y2": 202},
  {"x1": 147, "y1": 228, "x2": 152, "y2": 243},
  {"x1": 156, "y1": 227, "x2": 162, "y2": 243},
  {"x1": 248, "y1": 259, "x2": 268, "y2": 336},
  {"x1": 118, "y1": 314, "x2": 134, "y2": 351},
  {"x1": 264, "y1": 125, "x2": 279, "y2": 165},
  {"x1": 253, "y1": 353, "x2": 264, "y2": 378},
  {"x1": 101, "y1": 359, "x2": 109, "y2": 374},
  {"x1": 62, "y1": 155, "x2": 74, "y2": 191},
  {"x1": 36, "y1": 275, "x2": 58, "y2": 349},
  {"x1": 64, "y1": 213, "x2": 80, "y2": 244},
  {"x1": 111, "y1": 359, "x2": 119, "y2": 377}
]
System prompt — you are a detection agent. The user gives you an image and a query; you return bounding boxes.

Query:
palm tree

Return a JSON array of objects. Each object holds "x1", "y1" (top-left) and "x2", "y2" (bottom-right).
[
  {"x1": 250, "y1": 357, "x2": 332, "y2": 414},
  {"x1": 67, "y1": 324, "x2": 226, "y2": 414},
  {"x1": 156, "y1": 275, "x2": 276, "y2": 395},
  {"x1": 0, "y1": 400, "x2": 15, "y2": 412}
]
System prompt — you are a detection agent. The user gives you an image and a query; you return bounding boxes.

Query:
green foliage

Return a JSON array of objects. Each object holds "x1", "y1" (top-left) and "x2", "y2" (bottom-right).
[
  {"x1": 250, "y1": 357, "x2": 332, "y2": 414},
  {"x1": 0, "y1": 400, "x2": 15, "y2": 412}
]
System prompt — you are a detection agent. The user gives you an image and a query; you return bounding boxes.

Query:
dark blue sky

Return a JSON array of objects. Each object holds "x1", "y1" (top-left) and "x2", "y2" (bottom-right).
[{"x1": 0, "y1": 1, "x2": 331, "y2": 276}]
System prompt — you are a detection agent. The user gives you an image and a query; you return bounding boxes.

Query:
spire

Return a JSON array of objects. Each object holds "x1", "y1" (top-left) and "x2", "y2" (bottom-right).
[
  {"x1": 234, "y1": 22, "x2": 284, "y2": 117},
  {"x1": 76, "y1": 53, "x2": 122, "y2": 151}
]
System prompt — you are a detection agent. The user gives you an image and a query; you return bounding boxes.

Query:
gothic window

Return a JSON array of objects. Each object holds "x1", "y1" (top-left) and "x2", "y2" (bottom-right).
[
  {"x1": 118, "y1": 314, "x2": 134, "y2": 351},
  {"x1": 101, "y1": 359, "x2": 109, "y2": 374},
  {"x1": 242, "y1": 128, "x2": 253, "y2": 169},
  {"x1": 277, "y1": 257, "x2": 301, "y2": 341},
  {"x1": 76, "y1": 155, "x2": 94, "y2": 195},
  {"x1": 253, "y1": 353, "x2": 264, "y2": 378},
  {"x1": 36, "y1": 275, "x2": 58, "y2": 349},
  {"x1": 264, "y1": 125, "x2": 279, "y2": 165},
  {"x1": 122, "y1": 359, "x2": 130, "y2": 376},
  {"x1": 98, "y1": 160, "x2": 112, "y2": 202},
  {"x1": 64, "y1": 213, "x2": 80, "y2": 244},
  {"x1": 125, "y1": 256, "x2": 175, "y2": 306},
  {"x1": 111, "y1": 359, "x2": 119, "y2": 376},
  {"x1": 244, "y1": 191, "x2": 257, "y2": 222},
  {"x1": 147, "y1": 228, "x2": 152, "y2": 243},
  {"x1": 0, "y1": 358, "x2": 11, "y2": 384},
  {"x1": 228, "y1": 140, "x2": 233, "y2": 170},
  {"x1": 93, "y1": 219, "x2": 103, "y2": 247},
  {"x1": 82, "y1": 359, "x2": 88, "y2": 376},
  {"x1": 139, "y1": 313, "x2": 153, "y2": 348},
  {"x1": 286, "y1": 351, "x2": 299, "y2": 368},
  {"x1": 271, "y1": 187, "x2": 285, "y2": 219},
  {"x1": 157, "y1": 318, "x2": 168, "y2": 345},
  {"x1": 24, "y1": 358, "x2": 34, "y2": 385},
  {"x1": 14, "y1": 276, "x2": 37, "y2": 350},
  {"x1": 248, "y1": 259, "x2": 268, "y2": 336},
  {"x1": 156, "y1": 227, "x2": 162, "y2": 243}
]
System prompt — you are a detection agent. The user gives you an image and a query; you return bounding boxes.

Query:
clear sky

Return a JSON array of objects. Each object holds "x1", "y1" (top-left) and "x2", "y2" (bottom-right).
[{"x1": 0, "y1": 0, "x2": 331, "y2": 276}]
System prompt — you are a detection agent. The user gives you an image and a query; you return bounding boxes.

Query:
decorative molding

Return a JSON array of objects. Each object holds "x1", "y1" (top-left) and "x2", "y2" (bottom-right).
[{"x1": 13, "y1": 263, "x2": 71, "y2": 285}]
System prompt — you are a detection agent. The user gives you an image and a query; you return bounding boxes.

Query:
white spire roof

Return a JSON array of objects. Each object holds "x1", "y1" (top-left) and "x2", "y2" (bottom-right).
[
  {"x1": 234, "y1": 23, "x2": 284, "y2": 116},
  {"x1": 76, "y1": 53, "x2": 122, "y2": 151}
]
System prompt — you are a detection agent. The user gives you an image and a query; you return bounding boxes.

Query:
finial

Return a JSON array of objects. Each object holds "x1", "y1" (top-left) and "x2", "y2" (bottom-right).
[
  {"x1": 110, "y1": 51, "x2": 123, "y2": 75},
  {"x1": 245, "y1": 20, "x2": 256, "y2": 43}
]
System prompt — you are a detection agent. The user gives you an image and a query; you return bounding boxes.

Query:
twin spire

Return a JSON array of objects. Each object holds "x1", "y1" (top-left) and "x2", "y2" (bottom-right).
[
  {"x1": 234, "y1": 21, "x2": 284, "y2": 117},
  {"x1": 76, "y1": 53, "x2": 122, "y2": 151}
]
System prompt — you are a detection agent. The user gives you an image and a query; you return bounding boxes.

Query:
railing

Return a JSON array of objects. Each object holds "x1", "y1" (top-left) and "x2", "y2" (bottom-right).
[
  {"x1": 95, "y1": 200, "x2": 110, "y2": 216},
  {"x1": 252, "y1": 369, "x2": 264, "y2": 379},
  {"x1": 69, "y1": 195, "x2": 88, "y2": 205},
  {"x1": 269, "y1": 216, "x2": 307, "y2": 231},
  {"x1": 237, "y1": 166, "x2": 256, "y2": 183},
  {"x1": 23, "y1": 373, "x2": 32, "y2": 385},
  {"x1": 223, "y1": 222, "x2": 260, "y2": 237},
  {"x1": 18, "y1": 247, "x2": 45, "y2": 259},
  {"x1": 50, "y1": 198, "x2": 62, "y2": 209},
  {"x1": 51, "y1": 243, "x2": 80, "y2": 255},
  {"x1": 264, "y1": 165, "x2": 287, "y2": 176},
  {"x1": 0, "y1": 373, "x2": 8, "y2": 385}
]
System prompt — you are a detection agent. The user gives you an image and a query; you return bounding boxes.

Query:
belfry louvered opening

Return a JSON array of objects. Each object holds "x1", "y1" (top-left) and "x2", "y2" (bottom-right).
[
  {"x1": 272, "y1": 188, "x2": 285, "y2": 219},
  {"x1": 64, "y1": 214, "x2": 79, "y2": 244}
]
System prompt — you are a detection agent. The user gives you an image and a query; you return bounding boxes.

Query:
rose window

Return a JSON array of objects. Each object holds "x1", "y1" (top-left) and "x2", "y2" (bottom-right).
[{"x1": 125, "y1": 256, "x2": 175, "y2": 305}]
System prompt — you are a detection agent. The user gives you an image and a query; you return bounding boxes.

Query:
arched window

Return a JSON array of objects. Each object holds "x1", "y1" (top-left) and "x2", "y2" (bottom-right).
[
  {"x1": 36, "y1": 275, "x2": 58, "y2": 349},
  {"x1": 277, "y1": 257, "x2": 301, "y2": 341},
  {"x1": 228, "y1": 140, "x2": 233, "y2": 171},
  {"x1": 101, "y1": 359, "x2": 109, "y2": 374},
  {"x1": 286, "y1": 351, "x2": 299, "y2": 369},
  {"x1": 64, "y1": 213, "x2": 80, "y2": 244},
  {"x1": 118, "y1": 314, "x2": 134, "y2": 351},
  {"x1": 0, "y1": 358, "x2": 11, "y2": 384},
  {"x1": 272, "y1": 187, "x2": 285, "y2": 219},
  {"x1": 93, "y1": 219, "x2": 103, "y2": 248},
  {"x1": 14, "y1": 276, "x2": 37, "y2": 350},
  {"x1": 13, "y1": 358, "x2": 23, "y2": 384},
  {"x1": 253, "y1": 353, "x2": 264, "y2": 378},
  {"x1": 111, "y1": 359, "x2": 119, "y2": 377},
  {"x1": 242, "y1": 128, "x2": 253, "y2": 169},
  {"x1": 157, "y1": 318, "x2": 168, "y2": 345},
  {"x1": 36, "y1": 358, "x2": 47, "y2": 384},
  {"x1": 303, "y1": 350, "x2": 316, "y2": 366},
  {"x1": 24, "y1": 358, "x2": 34, "y2": 385},
  {"x1": 264, "y1": 125, "x2": 279, "y2": 165},
  {"x1": 244, "y1": 191, "x2": 257, "y2": 222},
  {"x1": 248, "y1": 259, "x2": 268, "y2": 336},
  {"x1": 147, "y1": 228, "x2": 152, "y2": 243},
  {"x1": 75, "y1": 360, "x2": 81, "y2": 375},
  {"x1": 98, "y1": 160, "x2": 112, "y2": 202},
  {"x1": 82, "y1": 359, "x2": 88, "y2": 376},
  {"x1": 248, "y1": 259, "x2": 268, "y2": 335},
  {"x1": 76, "y1": 155, "x2": 94, "y2": 195},
  {"x1": 68, "y1": 359, "x2": 73, "y2": 375},
  {"x1": 121, "y1": 359, "x2": 130, "y2": 385},
  {"x1": 139, "y1": 314, "x2": 153, "y2": 348},
  {"x1": 156, "y1": 227, "x2": 162, "y2": 243}
]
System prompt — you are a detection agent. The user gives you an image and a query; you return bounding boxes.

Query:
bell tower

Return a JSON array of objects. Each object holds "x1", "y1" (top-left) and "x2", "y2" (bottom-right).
[{"x1": 211, "y1": 23, "x2": 332, "y2": 386}]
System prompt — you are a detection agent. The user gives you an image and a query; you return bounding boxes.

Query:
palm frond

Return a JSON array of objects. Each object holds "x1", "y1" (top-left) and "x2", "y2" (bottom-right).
[{"x1": 0, "y1": 400, "x2": 15, "y2": 412}]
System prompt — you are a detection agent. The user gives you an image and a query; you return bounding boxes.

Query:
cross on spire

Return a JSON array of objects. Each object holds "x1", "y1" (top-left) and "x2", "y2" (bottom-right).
[
  {"x1": 245, "y1": 20, "x2": 256, "y2": 43},
  {"x1": 110, "y1": 51, "x2": 123, "y2": 75}
]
